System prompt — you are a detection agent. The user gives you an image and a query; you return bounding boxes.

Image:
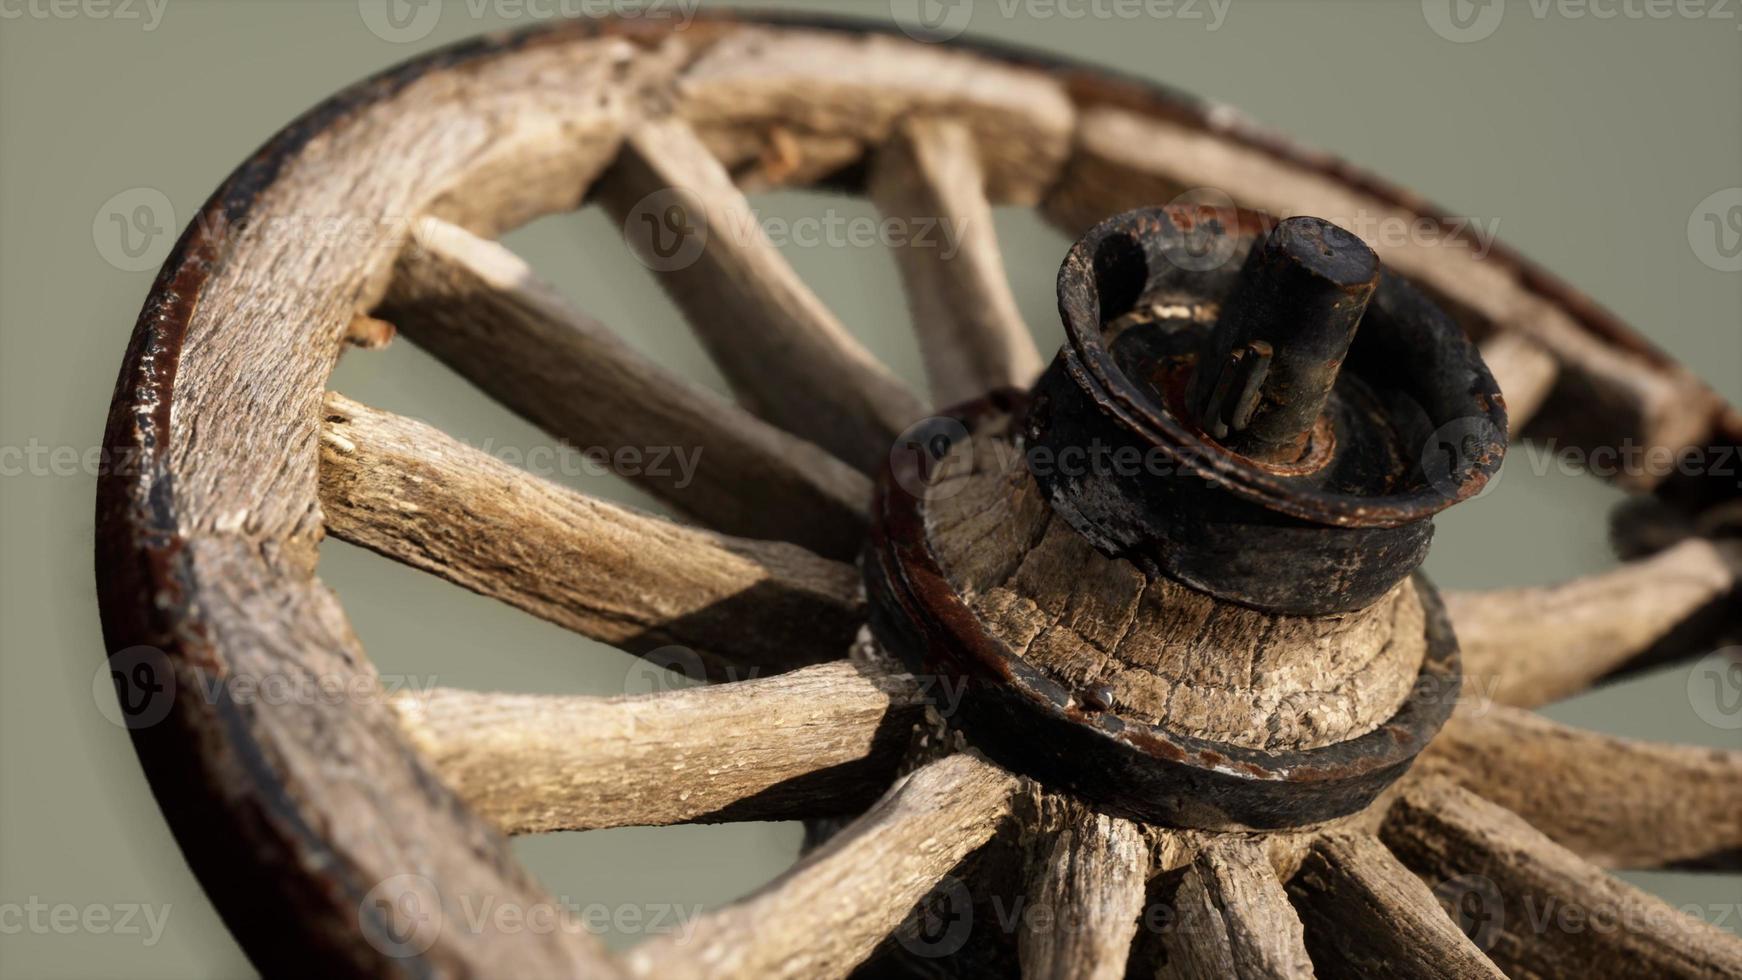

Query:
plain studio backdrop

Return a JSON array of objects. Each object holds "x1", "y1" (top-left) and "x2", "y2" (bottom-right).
[{"x1": 1, "y1": 1, "x2": 1738, "y2": 976}]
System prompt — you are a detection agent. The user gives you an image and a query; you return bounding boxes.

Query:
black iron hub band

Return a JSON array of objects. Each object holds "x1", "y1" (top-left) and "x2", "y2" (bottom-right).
[{"x1": 1024, "y1": 205, "x2": 1506, "y2": 616}]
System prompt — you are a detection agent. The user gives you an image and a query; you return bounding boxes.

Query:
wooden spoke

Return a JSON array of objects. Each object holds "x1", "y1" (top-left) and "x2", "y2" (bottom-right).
[
  {"x1": 1018, "y1": 802, "x2": 1148, "y2": 980},
  {"x1": 1045, "y1": 107, "x2": 1724, "y2": 485},
  {"x1": 1417, "y1": 705, "x2": 1742, "y2": 870},
  {"x1": 1382, "y1": 778, "x2": 1742, "y2": 979},
  {"x1": 1446, "y1": 538, "x2": 1742, "y2": 707},
  {"x1": 1158, "y1": 838, "x2": 1316, "y2": 980},
  {"x1": 377, "y1": 216, "x2": 871, "y2": 559},
  {"x1": 318, "y1": 393, "x2": 863, "y2": 678},
  {"x1": 870, "y1": 117, "x2": 1044, "y2": 407},
  {"x1": 1478, "y1": 331, "x2": 1559, "y2": 437},
  {"x1": 1288, "y1": 833, "x2": 1502, "y2": 979},
  {"x1": 623, "y1": 753, "x2": 1021, "y2": 980},
  {"x1": 391, "y1": 661, "x2": 923, "y2": 835},
  {"x1": 598, "y1": 118, "x2": 926, "y2": 471}
]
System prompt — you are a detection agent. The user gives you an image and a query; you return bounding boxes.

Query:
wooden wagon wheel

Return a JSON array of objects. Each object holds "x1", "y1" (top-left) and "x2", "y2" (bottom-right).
[{"x1": 95, "y1": 12, "x2": 1742, "y2": 979}]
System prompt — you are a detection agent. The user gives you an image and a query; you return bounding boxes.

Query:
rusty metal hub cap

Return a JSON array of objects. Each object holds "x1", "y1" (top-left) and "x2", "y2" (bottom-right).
[{"x1": 864, "y1": 204, "x2": 1505, "y2": 830}]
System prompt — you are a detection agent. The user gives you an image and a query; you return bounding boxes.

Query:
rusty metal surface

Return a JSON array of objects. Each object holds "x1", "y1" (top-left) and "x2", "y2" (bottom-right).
[{"x1": 1023, "y1": 205, "x2": 1507, "y2": 615}]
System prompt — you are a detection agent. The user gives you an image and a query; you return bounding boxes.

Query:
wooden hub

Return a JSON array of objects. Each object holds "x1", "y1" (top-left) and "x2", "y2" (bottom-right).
[
  {"x1": 864, "y1": 205, "x2": 1497, "y2": 830},
  {"x1": 866, "y1": 393, "x2": 1461, "y2": 830}
]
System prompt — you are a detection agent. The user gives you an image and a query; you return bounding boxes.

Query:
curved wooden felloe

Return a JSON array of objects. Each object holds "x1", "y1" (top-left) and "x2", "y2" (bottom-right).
[{"x1": 95, "y1": 11, "x2": 1741, "y2": 978}]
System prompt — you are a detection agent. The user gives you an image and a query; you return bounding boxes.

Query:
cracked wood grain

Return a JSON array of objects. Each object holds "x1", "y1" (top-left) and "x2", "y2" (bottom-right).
[
  {"x1": 1288, "y1": 833, "x2": 1501, "y2": 979},
  {"x1": 1382, "y1": 778, "x2": 1742, "y2": 979},
  {"x1": 1019, "y1": 800, "x2": 1148, "y2": 980},
  {"x1": 1158, "y1": 837, "x2": 1317, "y2": 980}
]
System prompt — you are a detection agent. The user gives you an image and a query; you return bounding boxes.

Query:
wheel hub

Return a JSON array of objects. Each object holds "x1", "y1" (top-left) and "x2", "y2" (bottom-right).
[{"x1": 864, "y1": 204, "x2": 1506, "y2": 830}]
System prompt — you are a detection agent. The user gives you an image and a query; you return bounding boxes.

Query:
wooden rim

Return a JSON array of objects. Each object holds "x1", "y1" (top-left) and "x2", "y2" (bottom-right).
[{"x1": 95, "y1": 11, "x2": 1740, "y2": 978}]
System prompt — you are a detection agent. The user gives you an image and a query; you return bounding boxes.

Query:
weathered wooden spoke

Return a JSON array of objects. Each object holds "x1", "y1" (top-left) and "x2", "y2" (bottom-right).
[
  {"x1": 1418, "y1": 705, "x2": 1742, "y2": 871},
  {"x1": 1157, "y1": 838, "x2": 1317, "y2": 980},
  {"x1": 391, "y1": 660, "x2": 922, "y2": 834},
  {"x1": 599, "y1": 117, "x2": 925, "y2": 470},
  {"x1": 1447, "y1": 538, "x2": 1742, "y2": 707},
  {"x1": 1288, "y1": 832, "x2": 1503, "y2": 979},
  {"x1": 623, "y1": 753, "x2": 1020, "y2": 980},
  {"x1": 376, "y1": 215, "x2": 870, "y2": 558},
  {"x1": 319, "y1": 393, "x2": 862, "y2": 678},
  {"x1": 870, "y1": 117, "x2": 1044, "y2": 407},
  {"x1": 1018, "y1": 801, "x2": 1148, "y2": 980},
  {"x1": 1383, "y1": 779, "x2": 1742, "y2": 979},
  {"x1": 96, "y1": 15, "x2": 1742, "y2": 979}
]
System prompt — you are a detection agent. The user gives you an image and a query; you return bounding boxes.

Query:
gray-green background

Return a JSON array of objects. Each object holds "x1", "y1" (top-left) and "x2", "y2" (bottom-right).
[{"x1": 1, "y1": 1, "x2": 1738, "y2": 976}]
